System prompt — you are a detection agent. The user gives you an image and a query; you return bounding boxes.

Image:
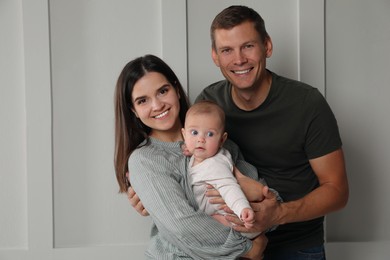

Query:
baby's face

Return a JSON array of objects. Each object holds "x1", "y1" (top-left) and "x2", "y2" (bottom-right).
[{"x1": 182, "y1": 113, "x2": 225, "y2": 161}]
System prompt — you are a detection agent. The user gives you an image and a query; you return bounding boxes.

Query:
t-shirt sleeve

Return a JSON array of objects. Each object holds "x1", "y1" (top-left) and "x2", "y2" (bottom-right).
[{"x1": 304, "y1": 89, "x2": 342, "y2": 159}]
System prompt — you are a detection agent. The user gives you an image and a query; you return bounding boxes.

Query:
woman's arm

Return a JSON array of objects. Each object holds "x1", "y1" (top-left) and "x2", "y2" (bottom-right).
[
  {"x1": 129, "y1": 149, "x2": 253, "y2": 259},
  {"x1": 127, "y1": 172, "x2": 149, "y2": 216}
]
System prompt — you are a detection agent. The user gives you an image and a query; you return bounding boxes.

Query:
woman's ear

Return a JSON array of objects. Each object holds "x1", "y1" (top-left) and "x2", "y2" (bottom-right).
[{"x1": 131, "y1": 108, "x2": 139, "y2": 118}]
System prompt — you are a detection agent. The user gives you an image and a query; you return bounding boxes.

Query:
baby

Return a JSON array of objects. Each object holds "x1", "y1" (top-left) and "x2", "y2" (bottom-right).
[{"x1": 181, "y1": 101, "x2": 258, "y2": 236}]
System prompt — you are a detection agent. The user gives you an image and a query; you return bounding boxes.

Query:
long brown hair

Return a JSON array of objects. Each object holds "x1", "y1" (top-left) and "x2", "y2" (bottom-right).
[{"x1": 114, "y1": 54, "x2": 190, "y2": 192}]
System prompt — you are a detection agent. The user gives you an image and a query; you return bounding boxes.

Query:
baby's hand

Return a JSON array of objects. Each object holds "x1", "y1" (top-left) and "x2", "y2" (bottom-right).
[
  {"x1": 181, "y1": 143, "x2": 192, "y2": 157},
  {"x1": 241, "y1": 208, "x2": 255, "y2": 228}
]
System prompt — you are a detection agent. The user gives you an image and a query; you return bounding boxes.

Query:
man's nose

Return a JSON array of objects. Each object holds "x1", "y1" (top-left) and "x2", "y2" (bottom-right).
[{"x1": 233, "y1": 50, "x2": 247, "y2": 65}]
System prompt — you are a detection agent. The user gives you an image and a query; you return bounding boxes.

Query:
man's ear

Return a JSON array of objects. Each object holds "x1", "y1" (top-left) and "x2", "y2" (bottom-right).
[
  {"x1": 265, "y1": 37, "x2": 273, "y2": 58},
  {"x1": 211, "y1": 48, "x2": 220, "y2": 67}
]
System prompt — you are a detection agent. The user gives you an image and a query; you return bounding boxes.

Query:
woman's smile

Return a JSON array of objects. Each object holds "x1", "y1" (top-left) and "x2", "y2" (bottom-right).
[{"x1": 153, "y1": 109, "x2": 169, "y2": 119}]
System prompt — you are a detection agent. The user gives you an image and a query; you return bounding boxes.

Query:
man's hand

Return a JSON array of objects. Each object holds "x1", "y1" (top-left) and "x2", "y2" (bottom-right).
[
  {"x1": 234, "y1": 167, "x2": 265, "y2": 202},
  {"x1": 226, "y1": 186, "x2": 281, "y2": 233},
  {"x1": 127, "y1": 186, "x2": 149, "y2": 216}
]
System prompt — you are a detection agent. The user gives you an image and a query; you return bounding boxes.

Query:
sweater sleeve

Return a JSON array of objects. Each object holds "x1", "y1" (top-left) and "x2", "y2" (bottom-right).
[{"x1": 129, "y1": 148, "x2": 251, "y2": 259}]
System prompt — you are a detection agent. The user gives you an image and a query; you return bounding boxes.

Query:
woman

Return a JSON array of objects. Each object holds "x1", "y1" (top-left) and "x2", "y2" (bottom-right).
[{"x1": 114, "y1": 54, "x2": 266, "y2": 259}]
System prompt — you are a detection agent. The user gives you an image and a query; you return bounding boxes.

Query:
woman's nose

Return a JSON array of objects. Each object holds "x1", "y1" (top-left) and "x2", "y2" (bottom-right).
[{"x1": 151, "y1": 98, "x2": 163, "y2": 110}]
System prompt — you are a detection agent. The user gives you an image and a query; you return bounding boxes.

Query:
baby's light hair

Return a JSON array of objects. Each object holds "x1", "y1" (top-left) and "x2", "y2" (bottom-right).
[{"x1": 186, "y1": 100, "x2": 225, "y2": 131}]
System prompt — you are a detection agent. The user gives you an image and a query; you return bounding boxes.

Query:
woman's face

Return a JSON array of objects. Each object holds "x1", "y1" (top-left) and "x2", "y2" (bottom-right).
[{"x1": 131, "y1": 72, "x2": 182, "y2": 140}]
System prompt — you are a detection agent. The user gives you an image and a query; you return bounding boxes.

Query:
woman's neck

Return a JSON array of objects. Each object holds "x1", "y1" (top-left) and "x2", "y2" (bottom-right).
[{"x1": 149, "y1": 129, "x2": 183, "y2": 142}]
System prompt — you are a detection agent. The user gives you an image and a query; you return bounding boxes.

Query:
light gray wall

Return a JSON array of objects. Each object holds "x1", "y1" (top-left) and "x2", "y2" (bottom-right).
[
  {"x1": 325, "y1": 0, "x2": 390, "y2": 245},
  {"x1": 1, "y1": 0, "x2": 389, "y2": 259},
  {"x1": 0, "y1": 0, "x2": 28, "y2": 249}
]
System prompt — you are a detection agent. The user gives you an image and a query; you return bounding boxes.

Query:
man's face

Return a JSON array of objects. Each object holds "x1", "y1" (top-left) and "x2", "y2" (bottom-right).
[{"x1": 211, "y1": 21, "x2": 272, "y2": 91}]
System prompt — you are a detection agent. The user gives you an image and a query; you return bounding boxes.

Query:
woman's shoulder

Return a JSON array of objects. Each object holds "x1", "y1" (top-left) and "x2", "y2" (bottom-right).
[
  {"x1": 131, "y1": 138, "x2": 182, "y2": 157},
  {"x1": 129, "y1": 139, "x2": 186, "y2": 178}
]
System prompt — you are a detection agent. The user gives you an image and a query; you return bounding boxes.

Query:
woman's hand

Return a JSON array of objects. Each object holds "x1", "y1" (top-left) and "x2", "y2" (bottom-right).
[
  {"x1": 205, "y1": 184, "x2": 228, "y2": 210},
  {"x1": 127, "y1": 172, "x2": 149, "y2": 216},
  {"x1": 241, "y1": 234, "x2": 267, "y2": 259}
]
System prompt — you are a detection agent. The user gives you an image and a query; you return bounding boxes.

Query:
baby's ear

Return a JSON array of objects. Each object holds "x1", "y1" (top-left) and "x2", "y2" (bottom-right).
[{"x1": 220, "y1": 132, "x2": 228, "y2": 145}]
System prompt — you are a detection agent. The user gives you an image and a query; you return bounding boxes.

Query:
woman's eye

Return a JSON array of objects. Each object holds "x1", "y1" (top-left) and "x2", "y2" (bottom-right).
[
  {"x1": 135, "y1": 98, "x2": 146, "y2": 105},
  {"x1": 159, "y1": 86, "x2": 169, "y2": 95}
]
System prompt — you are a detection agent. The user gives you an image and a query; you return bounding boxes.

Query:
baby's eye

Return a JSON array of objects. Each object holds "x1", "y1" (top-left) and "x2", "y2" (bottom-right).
[
  {"x1": 206, "y1": 132, "x2": 214, "y2": 137},
  {"x1": 190, "y1": 130, "x2": 198, "y2": 136}
]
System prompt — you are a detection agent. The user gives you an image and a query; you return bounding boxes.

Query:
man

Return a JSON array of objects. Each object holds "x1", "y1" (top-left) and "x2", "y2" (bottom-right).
[
  {"x1": 194, "y1": 5, "x2": 349, "y2": 259},
  {"x1": 129, "y1": 5, "x2": 349, "y2": 259}
]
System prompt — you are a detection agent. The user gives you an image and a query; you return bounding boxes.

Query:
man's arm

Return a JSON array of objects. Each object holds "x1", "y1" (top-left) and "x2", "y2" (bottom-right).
[
  {"x1": 227, "y1": 148, "x2": 349, "y2": 233},
  {"x1": 276, "y1": 148, "x2": 349, "y2": 224}
]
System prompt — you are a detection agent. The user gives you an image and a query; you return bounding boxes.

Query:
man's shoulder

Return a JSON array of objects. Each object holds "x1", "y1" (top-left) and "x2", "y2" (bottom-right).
[
  {"x1": 196, "y1": 79, "x2": 229, "y2": 102},
  {"x1": 272, "y1": 71, "x2": 316, "y2": 92}
]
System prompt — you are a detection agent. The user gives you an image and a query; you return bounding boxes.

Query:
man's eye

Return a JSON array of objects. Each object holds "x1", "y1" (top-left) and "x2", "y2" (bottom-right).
[
  {"x1": 191, "y1": 130, "x2": 198, "y2": 136},
  {"x1": 206, "y1": 132, "x2": 214, "y2": 137}
]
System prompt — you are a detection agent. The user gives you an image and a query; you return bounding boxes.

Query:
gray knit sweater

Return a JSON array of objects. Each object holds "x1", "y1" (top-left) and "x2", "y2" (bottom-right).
[{"x1": 129, "y1": 137, "x2": 258, "y2": 259}]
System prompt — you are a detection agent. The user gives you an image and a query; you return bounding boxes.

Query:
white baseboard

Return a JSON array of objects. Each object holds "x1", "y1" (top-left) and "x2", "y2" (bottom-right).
[{"x1": 326, "y1": 241, "x2": 390, "y2": 260}]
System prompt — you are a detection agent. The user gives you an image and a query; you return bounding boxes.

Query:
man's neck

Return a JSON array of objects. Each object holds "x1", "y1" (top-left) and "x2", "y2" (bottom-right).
[{"x1": 231, "y1": 71, "x2": 272, "y2": 111}]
